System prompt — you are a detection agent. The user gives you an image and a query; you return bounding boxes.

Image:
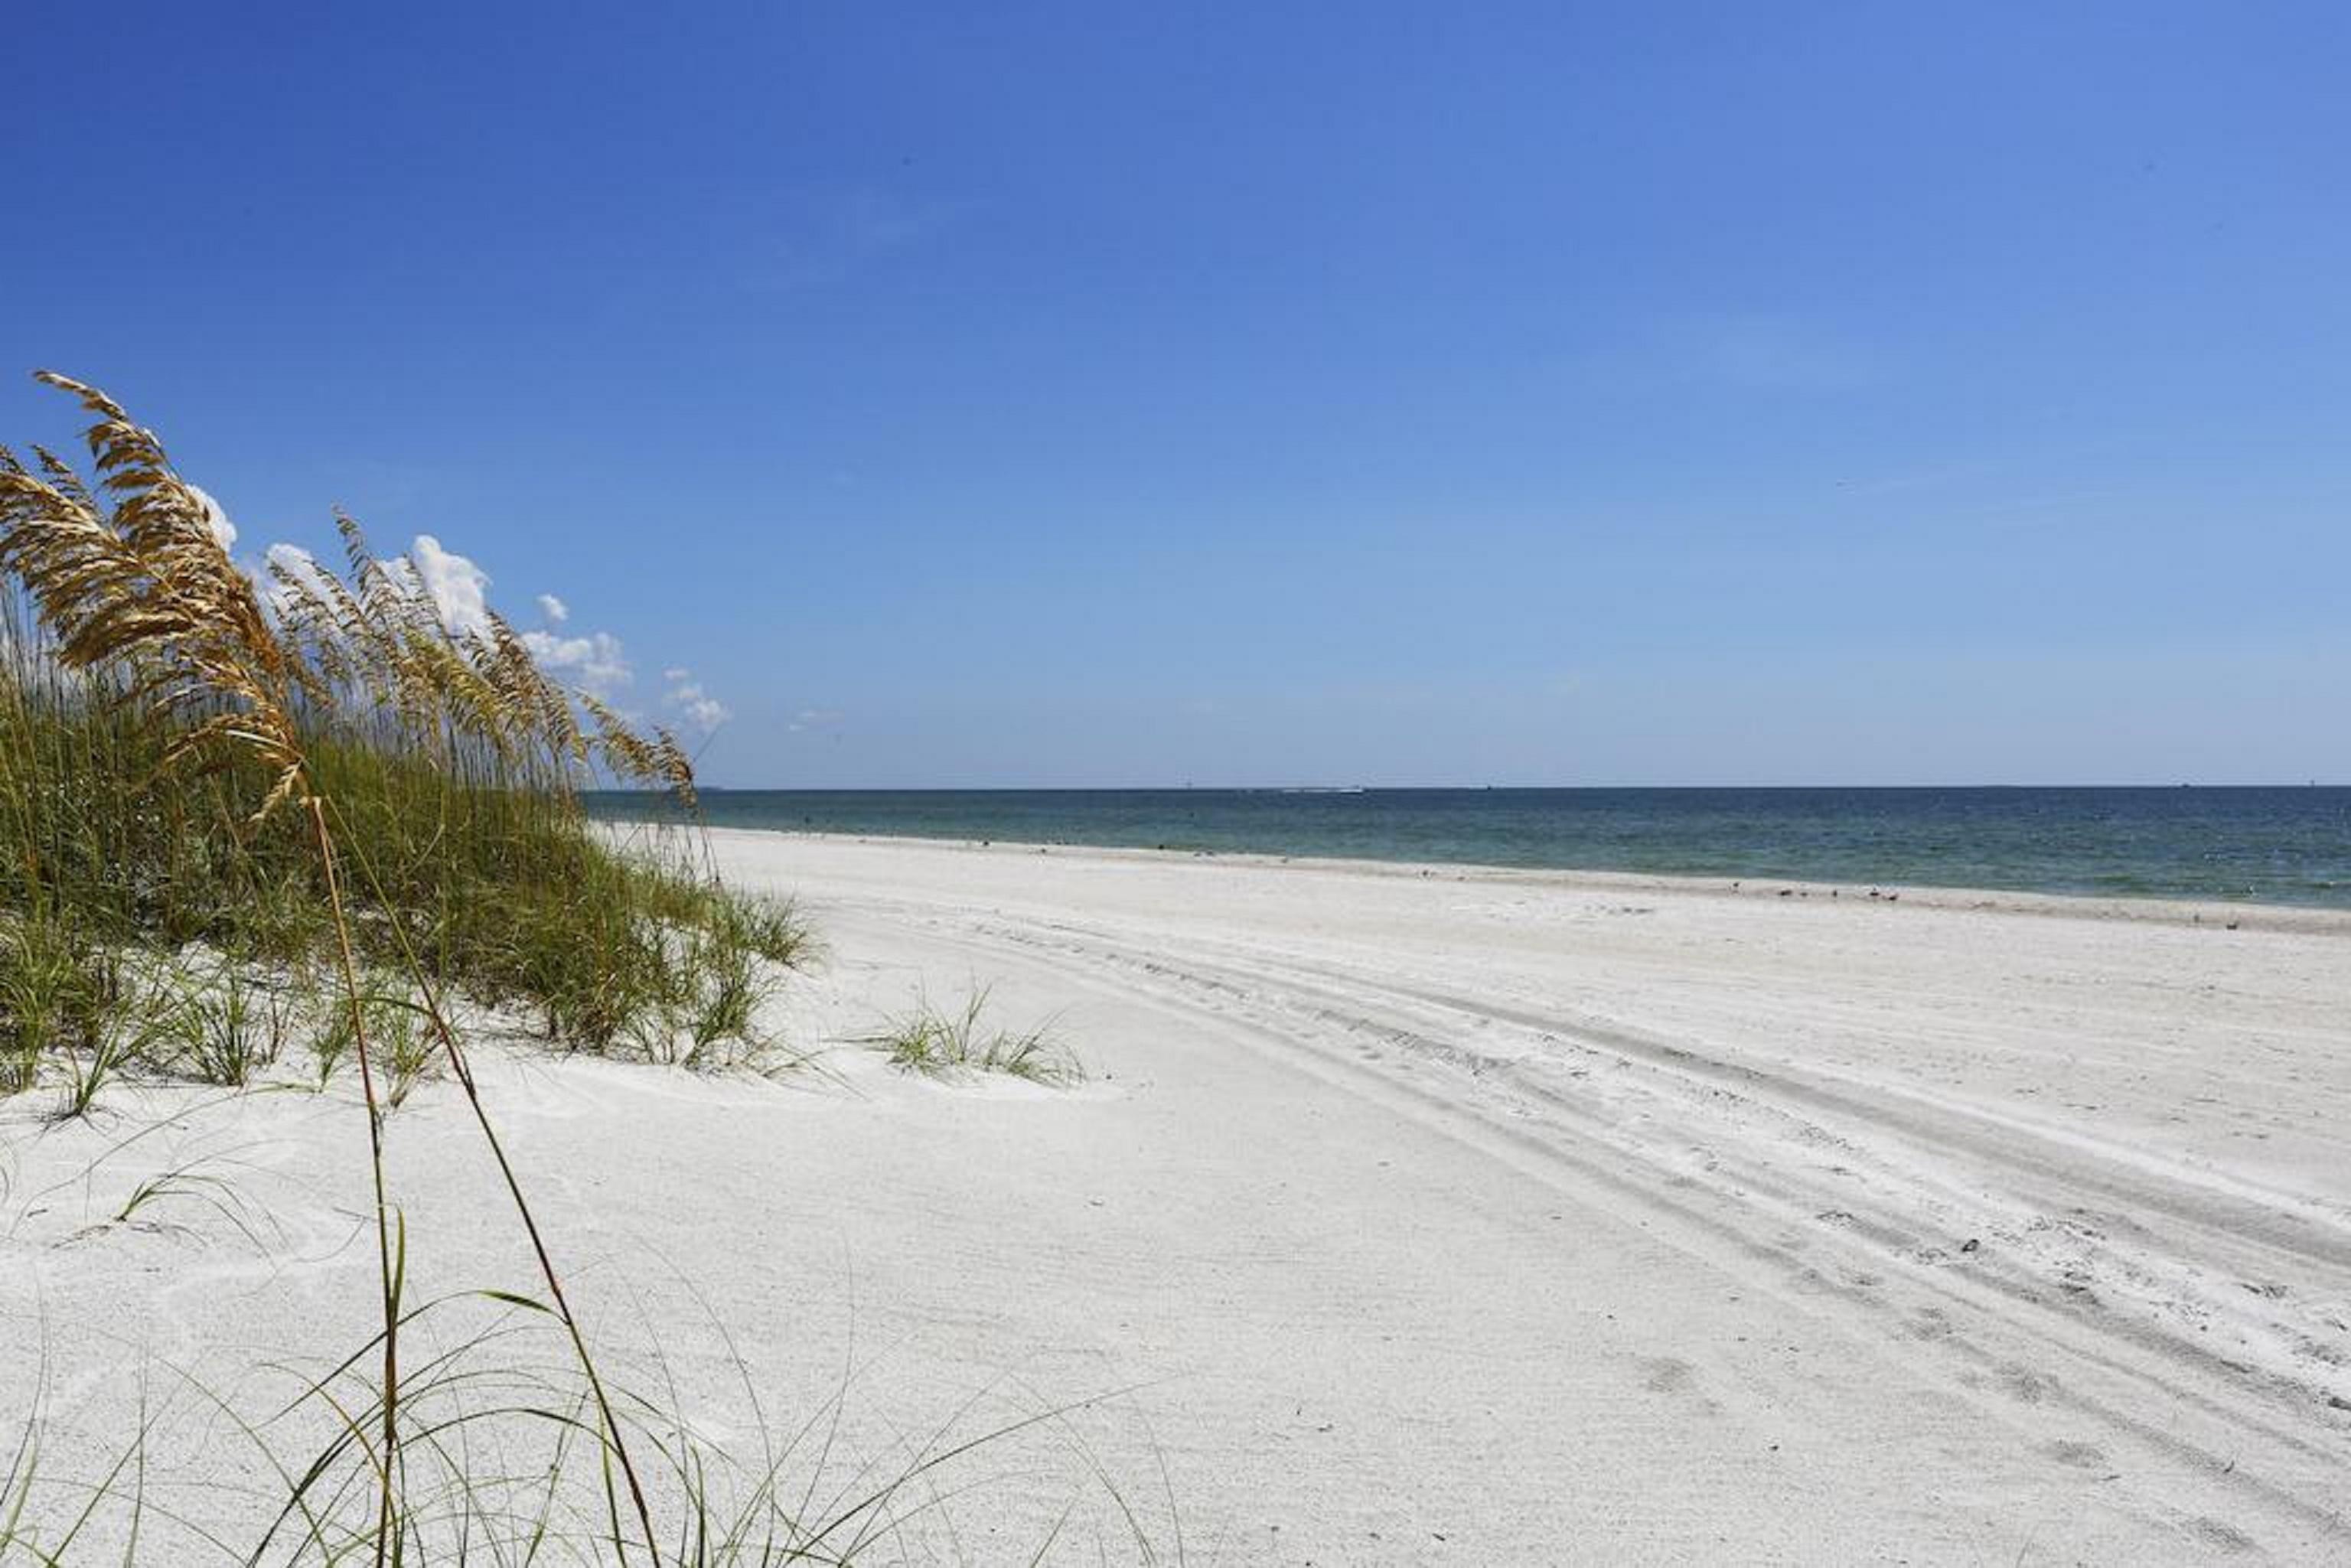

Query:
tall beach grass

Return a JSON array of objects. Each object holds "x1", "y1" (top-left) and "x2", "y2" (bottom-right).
[{"x1": 0, "y1": 373, "x2": 813, "y2": 1560}]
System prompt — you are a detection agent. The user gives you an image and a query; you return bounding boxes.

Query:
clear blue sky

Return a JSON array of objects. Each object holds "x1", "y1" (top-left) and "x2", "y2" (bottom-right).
[{"x1": 7, "y1": 2, "x2": 2346, "y2": 786}]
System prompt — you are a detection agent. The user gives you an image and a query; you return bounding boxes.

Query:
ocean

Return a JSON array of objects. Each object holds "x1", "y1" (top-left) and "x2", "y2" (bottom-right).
[{"x1": 586, "y1": 786, "x2": 2351, "y2": 909}]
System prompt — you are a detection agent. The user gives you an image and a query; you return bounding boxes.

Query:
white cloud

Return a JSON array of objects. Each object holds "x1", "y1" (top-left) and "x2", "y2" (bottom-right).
[
  {"x1": 678, "y1": 690, "x2": 731, "y2": 731},
  {"x1": 787, "y1": 706, "x2": 841, "y2": 733},
  {"x1": 660, "y1": 668, "x2": 731, "y2": 733},
  {"x1": 410, "y1": 534, "x2": 493, "y2": 637},
  {"x1": 522, "y1": 628, "x2": 633, "y2": 697},
  {"x1": 259, "y1": 542, "x2": 328, "y2": 618},
  {"x1": 409, "y1": 533, "x2": 635, "y2": 699},
  {"x1": 188, "y1": 484, "x2": 236, "y2": 550}
]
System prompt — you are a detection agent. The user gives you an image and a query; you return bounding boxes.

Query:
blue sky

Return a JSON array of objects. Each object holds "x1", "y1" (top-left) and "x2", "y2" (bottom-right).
[{"x1": 6, "y1": 2, "x2": 2346, "y2": 785}]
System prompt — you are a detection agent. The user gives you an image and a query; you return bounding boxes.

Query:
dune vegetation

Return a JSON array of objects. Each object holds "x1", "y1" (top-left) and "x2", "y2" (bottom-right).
[
  {"x1": 0, "y1": 377, "x2": 810, "y2": 1089},
  {"x1": 0, "y1": 372, "x2": 831, "y2": 1560},
  {"x1": 864, "y1": 986, "x2": 1083, "y2": 1086}
]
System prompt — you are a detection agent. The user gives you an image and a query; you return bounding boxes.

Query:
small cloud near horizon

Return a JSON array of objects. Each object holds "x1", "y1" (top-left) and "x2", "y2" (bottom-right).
[
  {"x1": 523, "y1": 628, "x2": 632, "y2": 697},
  {"x1": 661, "y1": 668, "x2": 731, "y2": 734}
]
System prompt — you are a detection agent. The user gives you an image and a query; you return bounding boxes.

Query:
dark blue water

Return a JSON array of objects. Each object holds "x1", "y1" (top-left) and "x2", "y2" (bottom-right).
[{"x1": 588, "y1": 787, "x2": 2351, "y2": 908}]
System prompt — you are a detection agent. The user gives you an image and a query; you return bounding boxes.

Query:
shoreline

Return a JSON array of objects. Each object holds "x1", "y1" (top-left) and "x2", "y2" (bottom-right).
[{"x1": 666, "y1": 823, "x2": 2351, "y2": 936}]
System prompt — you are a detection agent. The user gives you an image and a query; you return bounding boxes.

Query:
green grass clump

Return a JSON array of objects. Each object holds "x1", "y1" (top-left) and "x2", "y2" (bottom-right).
[
  {"x1": 866, "y1": 986, "x2": 1083, "y2": 1085},
  {"x1": 155, "y1": 960, "x2": 292, "y2": 1087},
  {"x1": 0, "y1": 919, "x2": 106, "y2": 1096},
  {"x1": 0, "y1": 657, "x2": 807, "y2": 1091}
]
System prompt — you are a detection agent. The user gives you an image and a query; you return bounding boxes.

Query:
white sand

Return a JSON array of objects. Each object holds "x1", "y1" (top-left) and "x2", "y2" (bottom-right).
[{"x1": 5, "y1": 829, "x2": 2349, "y2": 1562}]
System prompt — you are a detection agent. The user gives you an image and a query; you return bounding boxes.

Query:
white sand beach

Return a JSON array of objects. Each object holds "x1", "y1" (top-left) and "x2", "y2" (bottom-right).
[{"x1": 5, "y1": 829, "x2": 2349, "y2": 1562}]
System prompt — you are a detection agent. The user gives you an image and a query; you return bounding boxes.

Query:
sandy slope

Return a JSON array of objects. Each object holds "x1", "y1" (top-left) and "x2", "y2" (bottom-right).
[{"x1": 5, "y1": 830, "x2": 2349, "y2": 1563}]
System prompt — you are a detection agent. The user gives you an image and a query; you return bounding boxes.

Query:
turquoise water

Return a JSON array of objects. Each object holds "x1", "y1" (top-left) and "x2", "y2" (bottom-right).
[{"x1": 588, "y1": 787, "x2": 2351, "y2": 909}]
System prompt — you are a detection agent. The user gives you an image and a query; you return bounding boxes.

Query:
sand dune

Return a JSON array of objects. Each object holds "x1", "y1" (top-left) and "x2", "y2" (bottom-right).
[{"x1": 5, "y1": 830, "x2": 2348, "y2": 1561}]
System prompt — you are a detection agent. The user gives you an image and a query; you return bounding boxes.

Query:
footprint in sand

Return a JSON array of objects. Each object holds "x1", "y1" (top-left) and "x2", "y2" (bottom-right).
[
  {"x1": 2188, "y1": 1517, "x2": 2257, "y2": 1554},
  {"x1": 1904, "y1": 1306, "x2": 1954, "y2": 1341},
  {"x1": 1997, "y1": 1364, "x2": 2050, "y2": 1403},
  {"x1": 1640, "y1": 1355, "x2": 1696, "y2": 1394}
]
